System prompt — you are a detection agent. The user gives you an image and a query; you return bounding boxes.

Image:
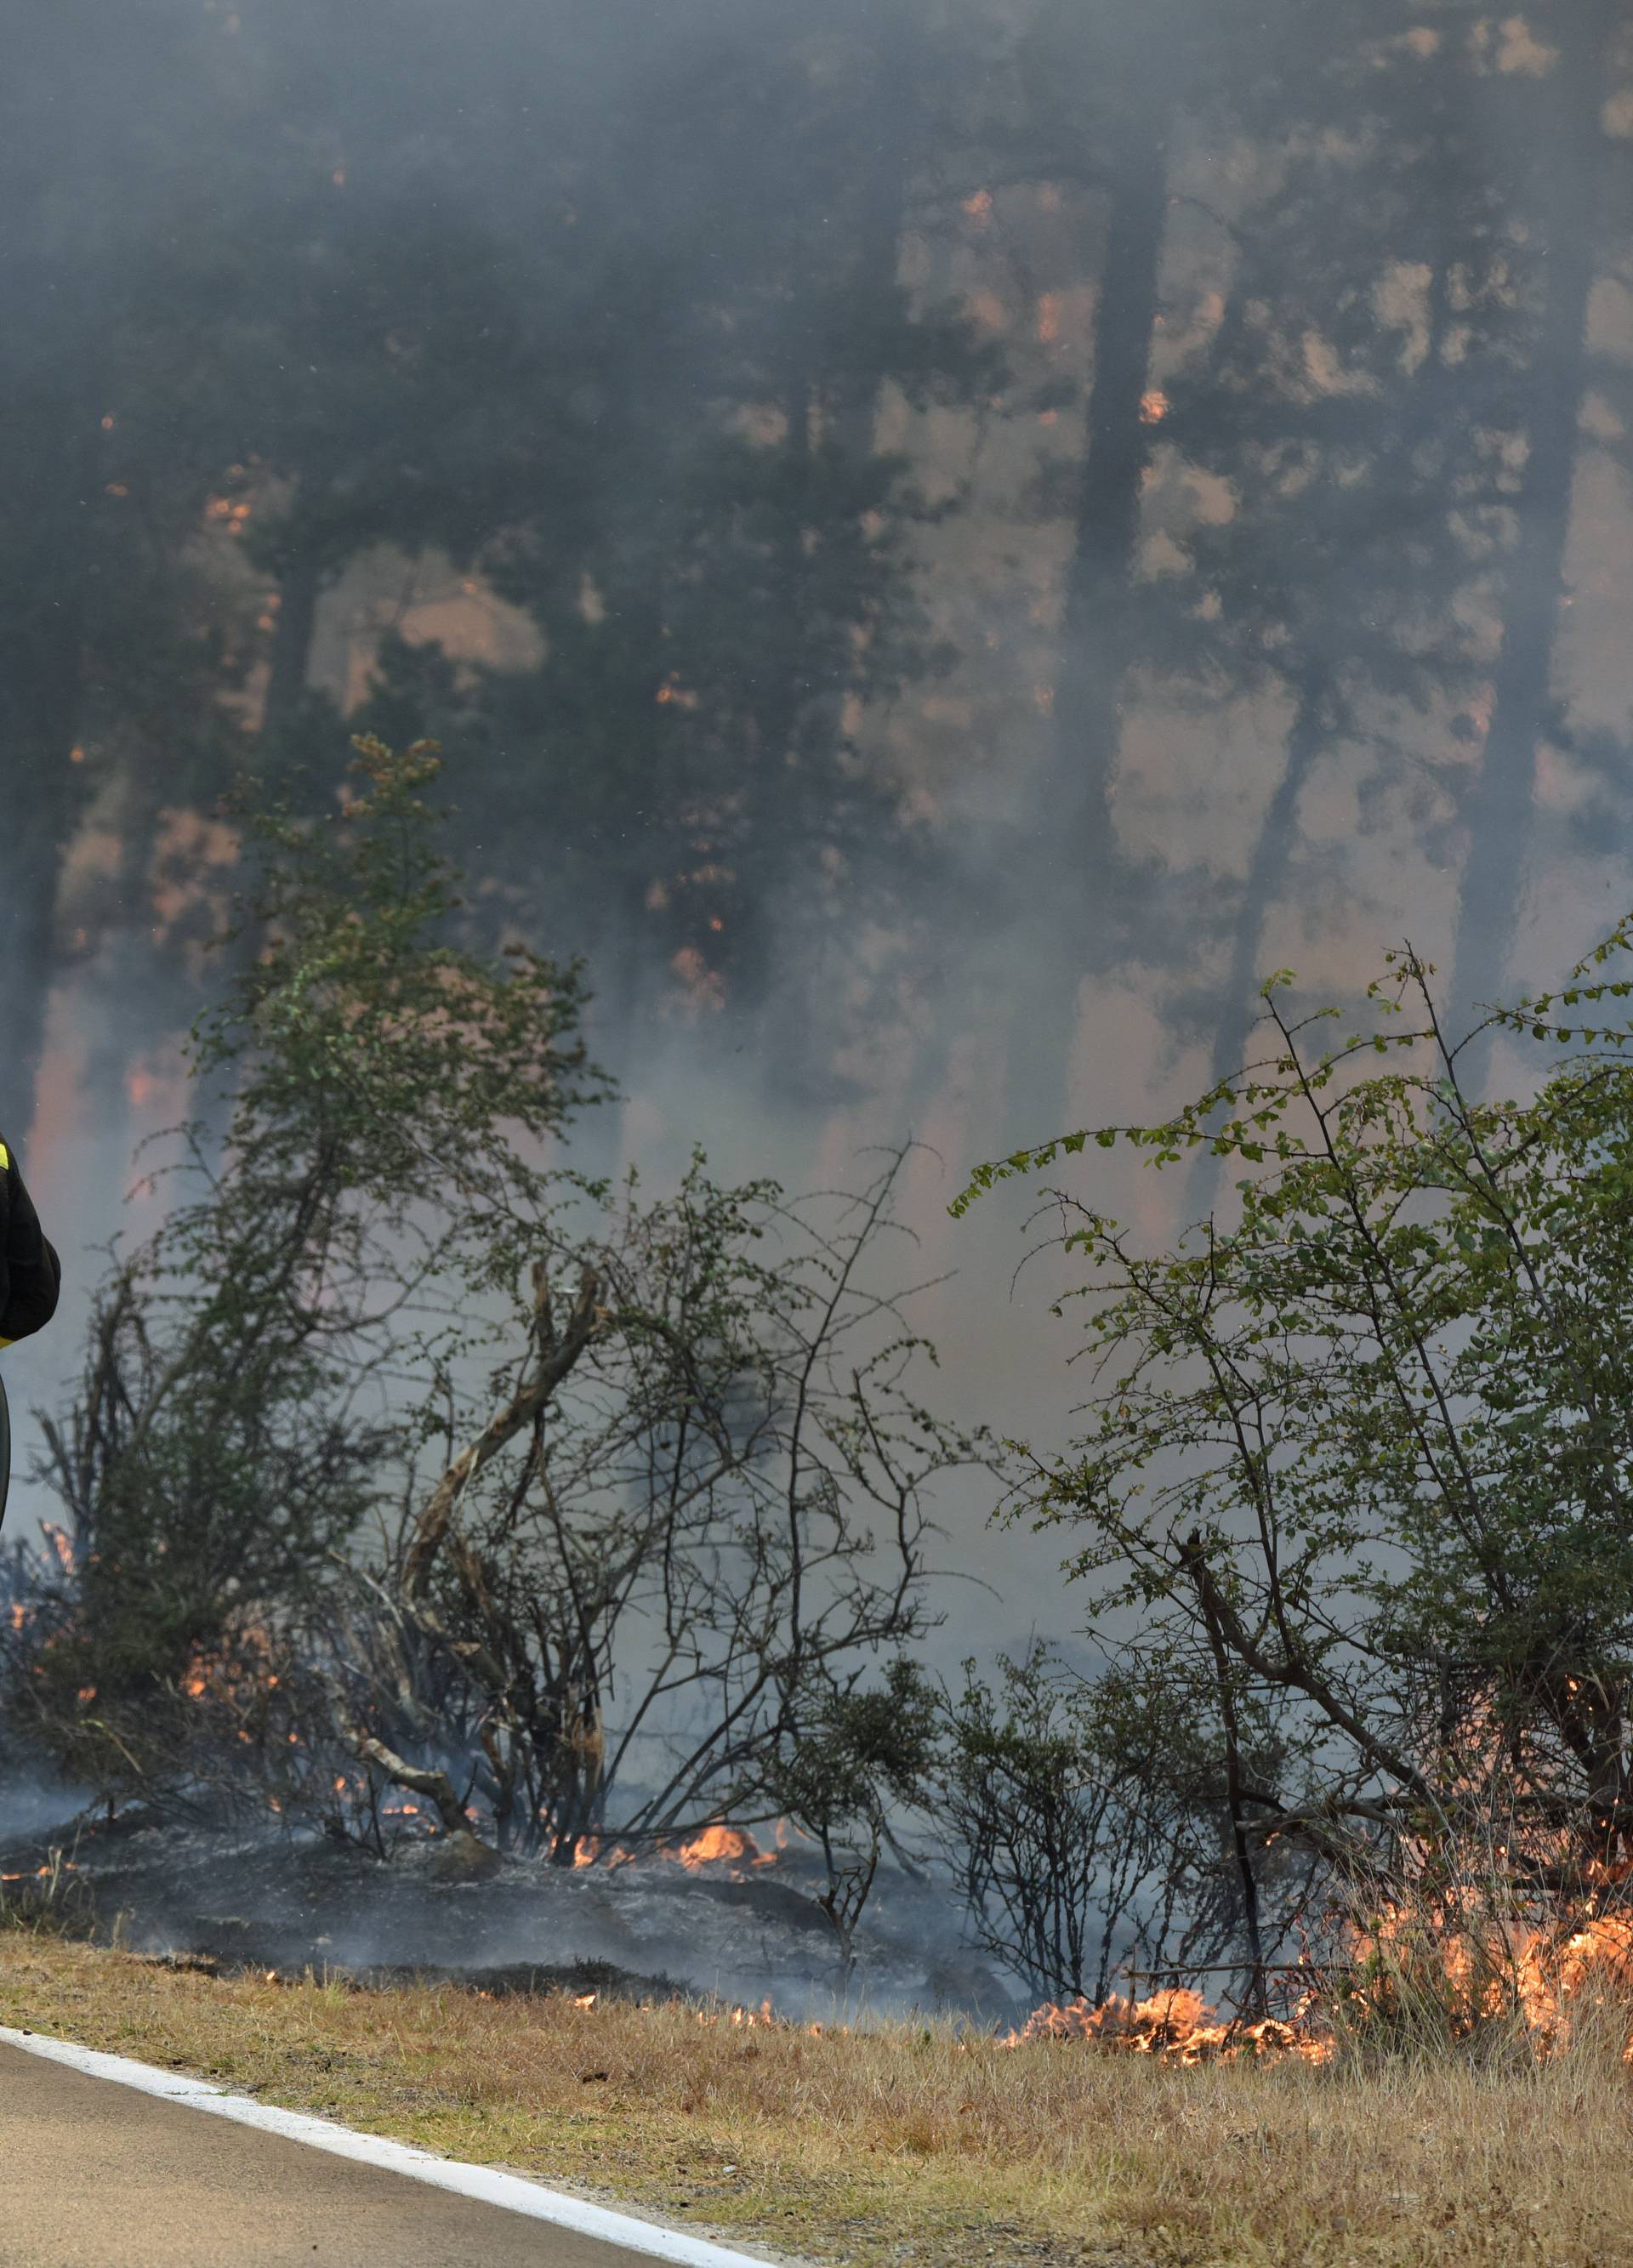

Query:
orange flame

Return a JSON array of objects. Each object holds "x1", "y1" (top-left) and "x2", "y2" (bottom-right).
[
  {"x1": 694, "y1": 1998, "x2": 777, "y2": 2030},
  {"x1": 1352, "y1": 1895, "x2": 1633, "y2": 2056},
  {"x1": 1007, "y1": 1988, "x2": 1330, "y2": 2066},
  {"x1": 671, "y1": 1823, "x2": 760, "y2": 1869},
  {"x1": 567, "y1": 1820, "x2": 795, "y2": 1876},
  {"x1": 1010, "y1": 1900, "x2": 1633, "y2": 2067}
]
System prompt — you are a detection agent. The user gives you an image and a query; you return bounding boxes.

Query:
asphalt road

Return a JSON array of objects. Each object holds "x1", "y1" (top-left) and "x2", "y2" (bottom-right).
[{"x1": 0, "y1": 2040, "x2": 691, "y2": 2268}]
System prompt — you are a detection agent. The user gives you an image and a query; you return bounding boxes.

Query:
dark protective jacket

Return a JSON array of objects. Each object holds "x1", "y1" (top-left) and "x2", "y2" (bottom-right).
[{"x1": 0, "y1": 1136, "x2": 60, "y2": 1346}]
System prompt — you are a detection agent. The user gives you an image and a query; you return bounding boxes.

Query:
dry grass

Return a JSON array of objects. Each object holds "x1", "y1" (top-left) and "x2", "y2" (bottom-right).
[{"x1": 0, "y1": 1935, "x2": 1629, "y2": 2266}]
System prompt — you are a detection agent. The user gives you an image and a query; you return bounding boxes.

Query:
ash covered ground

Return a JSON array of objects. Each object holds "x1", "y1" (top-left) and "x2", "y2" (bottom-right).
[{"x1": 1, "y1": 1810, "x2": 1024, "y2": 2027}]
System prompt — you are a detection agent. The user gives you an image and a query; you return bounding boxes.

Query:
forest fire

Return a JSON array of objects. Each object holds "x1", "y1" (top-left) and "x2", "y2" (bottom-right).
[
  {"x1": 1351, "y1": 1896, "x2": 1633, "y2": 2057},
  {"x1": 177, "y1": 1630, "x2": 276, "y2": 1705},
  {"x1": 6, "y1": 9, "x2": 1632, "y2": 2263},
  {"x1": 1008, "y1": 1900, "x2": 1633, "y2": 2066}
]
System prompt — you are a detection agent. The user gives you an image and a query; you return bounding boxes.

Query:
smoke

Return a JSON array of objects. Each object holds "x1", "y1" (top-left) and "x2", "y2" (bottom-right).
[{"x1": 4, "y1": 0, "x2": 1632, "y2": 1685}]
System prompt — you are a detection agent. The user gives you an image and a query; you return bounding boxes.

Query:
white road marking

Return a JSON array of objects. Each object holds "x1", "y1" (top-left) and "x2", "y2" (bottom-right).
[{"x1": 0, "y1": 2024, "x2": 778, "y2": 2268}]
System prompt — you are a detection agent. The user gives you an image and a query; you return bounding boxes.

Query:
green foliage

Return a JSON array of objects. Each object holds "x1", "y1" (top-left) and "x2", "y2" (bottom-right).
[
  {"x1": 961, "y1": 925, "x2": 1633, "y2": 1902},
  {"x1": 765, "y1": 1658, "x2": 944, "y2": 1964},
  {"x1": 939, "y1": 1643, "x2": 1261, "y2": 2002},
  {"x1": 8, "y1": 744, "x2": 983, "y2": 1853},
  {"x1": 194, "y1": 736, "x2": 604, "y2": 1263},
  {"x1": 771, "y1": 1659, "x2": 942, "y2": 1847},
  {"x1": 9, "y1": 740, "x2": 604, "y2": 1805}
]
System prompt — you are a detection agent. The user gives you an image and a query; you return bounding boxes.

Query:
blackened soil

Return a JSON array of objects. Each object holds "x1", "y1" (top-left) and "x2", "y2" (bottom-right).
[{"x1": 0, "y1": 1810, "x2": 1023, "y2": 2026}]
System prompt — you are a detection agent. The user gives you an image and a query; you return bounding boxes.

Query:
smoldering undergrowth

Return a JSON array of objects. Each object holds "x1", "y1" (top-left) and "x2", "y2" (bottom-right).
[{"x1": 0, "y1": 742, "x2": 989, "y2": 1931}]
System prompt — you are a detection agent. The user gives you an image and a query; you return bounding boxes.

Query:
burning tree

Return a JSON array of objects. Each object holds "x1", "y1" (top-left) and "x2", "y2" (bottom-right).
[
  {"x1": 958, "y1": 926, "x2": 1633, "y2": 2038},
  {"x1": 7, "y1": 739, "x2": 982, "y2": 1876}
]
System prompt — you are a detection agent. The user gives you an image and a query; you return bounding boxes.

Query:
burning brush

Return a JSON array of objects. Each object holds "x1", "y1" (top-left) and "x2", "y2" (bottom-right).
[
  {"x1": 1006, "y1": 1986, "x2": 1330, "y2": 2066},
  {"x1": 1007, "y1": 1896, "x2": 1633, "y2": 2066}
]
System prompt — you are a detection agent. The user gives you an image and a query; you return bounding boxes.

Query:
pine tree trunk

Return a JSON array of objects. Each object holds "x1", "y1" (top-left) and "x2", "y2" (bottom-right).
[
  {"x1": 1004, "y1": 115, "x2": 1171, "y2": 1137},
  {"x1": 1050, "y1": 128, "x2": 1169, "y2": 886},
  {"x1": 754, "y1": 9, "x2": 919, "y2": 1104},
  {"x1": 1448, "y1": 1, "x2": 1615, "y2": 1050},
  {"x1": 828, "y1": 4, "x2": 916, "y2": 464},
  {"x1": 0, "y1": 430, "x2": 93, "y2": 1143},
  {"x1": 261, "y1": 548, "x2": 322, "y2": 737},
  {"x1": 1184, "y1": 668, "x2": 1333, "y2": 1225}
]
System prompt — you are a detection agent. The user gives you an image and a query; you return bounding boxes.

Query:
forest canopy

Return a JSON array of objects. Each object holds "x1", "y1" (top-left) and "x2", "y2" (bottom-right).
[{"x1": 4, "y1": 0, "x2": 1627, "y2": 1150}]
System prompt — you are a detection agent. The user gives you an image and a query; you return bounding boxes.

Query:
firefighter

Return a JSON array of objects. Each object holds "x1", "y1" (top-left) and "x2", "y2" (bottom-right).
[
  {"x1": 0, "y1": 1134, "x2": 60, "y2": 1350},
  {"x1": 0, "y1": 1134, "x2": 60, "y2": 1532}
]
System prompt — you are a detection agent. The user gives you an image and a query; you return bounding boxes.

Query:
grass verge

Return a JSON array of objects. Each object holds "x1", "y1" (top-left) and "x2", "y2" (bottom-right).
[{"x1": 0, "y1": 1932, "x2": 1629, "y2": 2265}]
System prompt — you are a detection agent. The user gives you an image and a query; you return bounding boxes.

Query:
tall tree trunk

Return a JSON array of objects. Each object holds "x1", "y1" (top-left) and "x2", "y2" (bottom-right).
[
  {"x1": 754, "y1": 5, "x2": 922, "y2": 1112},
  {"x1": 1183, "y1": 669, "x2": 1334, "y2": 1225},
  {"x1": 1183, "y1": 112, "x2": 1491, "y2": 1213},
  {"x1": 1004, "y1": 115, "x2": 1171, "y2": 1139},
  {"x1": 1050, "y1": 126, "x2": 1170, "y2": 893},
  {"x1": 829, "y1": 0, "x2": 918, "y2": 467},
  {"x1": 1448, "y1": 1, "x2": 1615, "y2": 1055},
  {"x1": 0, "y1": 762, "x2": 76, "y2": 1149},
  {"x1": 261, "y1": 548, "x2": 322, "y2": 738},
  {"x1": 0, "y1": 397, "x2": 98, "y2": 1143},
  {"x1": 585, "y1": 580, "x2": 674, "y2": 1179},
  {"x1": 743, "y1": 364, "x2": 815, "y2": 1003}
]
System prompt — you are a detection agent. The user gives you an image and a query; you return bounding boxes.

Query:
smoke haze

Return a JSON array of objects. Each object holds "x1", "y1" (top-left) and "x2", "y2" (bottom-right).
[{"x1": 5, "y1": 0, "x2": 1632, "y2": 1667}]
